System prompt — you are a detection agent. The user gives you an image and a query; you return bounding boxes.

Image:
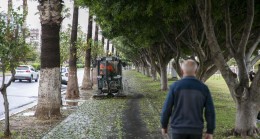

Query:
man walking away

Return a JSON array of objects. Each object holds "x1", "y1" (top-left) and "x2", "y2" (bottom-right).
[{"x1": 161, "y1": 59, "x2": 216, "y2": 139}]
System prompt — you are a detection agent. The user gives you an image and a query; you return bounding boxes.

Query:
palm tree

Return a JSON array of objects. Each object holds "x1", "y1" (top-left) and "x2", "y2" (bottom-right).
[
  {"x1": 92, "y1": 24, "x2": 99, "y2": 84},
  {"x1": 66, "y1": 3, "x2": 79, "y2": 99},
  {"x1": 35, "y1": 0, "x2": 63, "y2": 120},
  {"x1": 81, "y1": 9, "x2": 93, "y2": 90},
  {"x1": 106, "y1": 39, "x2": 110, "y2": 56},
  {"x1": 22, "y1": 0, "x2": 28, "y2": 40}
]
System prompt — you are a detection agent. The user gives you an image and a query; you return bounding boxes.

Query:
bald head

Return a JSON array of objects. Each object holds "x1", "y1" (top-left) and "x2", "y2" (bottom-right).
[{"x1": 181, "y1": 59, "x2": 198, "y2": 76}]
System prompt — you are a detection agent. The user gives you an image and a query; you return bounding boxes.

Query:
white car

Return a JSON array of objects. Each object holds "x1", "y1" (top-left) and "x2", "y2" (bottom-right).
[
  {"x1": 14, "y1": 65, "x2": 39, "y2": 83},
  {"x1": 61, "y1": 67, "x2": 69, "y2": 85}
]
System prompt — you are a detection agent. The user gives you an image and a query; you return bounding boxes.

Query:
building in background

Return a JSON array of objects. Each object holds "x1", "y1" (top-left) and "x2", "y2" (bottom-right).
[{"x1": 27, "y1": 28, "x2": 40, "y2": 51}]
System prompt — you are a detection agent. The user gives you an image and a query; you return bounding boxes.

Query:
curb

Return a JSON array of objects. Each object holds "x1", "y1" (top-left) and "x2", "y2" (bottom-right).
[{"x1": 0, "y1": 90, "x2": 67, "y2": 121}]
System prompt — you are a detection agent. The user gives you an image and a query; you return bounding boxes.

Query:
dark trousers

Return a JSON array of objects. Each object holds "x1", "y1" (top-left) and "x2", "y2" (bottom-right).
[{"x1": 171, "y1": 133, "x2": 202, "y2": 139}]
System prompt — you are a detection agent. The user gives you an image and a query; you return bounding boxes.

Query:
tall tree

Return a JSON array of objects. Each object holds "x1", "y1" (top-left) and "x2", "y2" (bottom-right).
[
  {"x1": 7, "y1": 0, "x2": 12, "y2": 26},
  {"x1": 101, "y1": 36, "x2": 105, "y2": 48},
  {"x1": 22, "y1": 0, "x2": 28, "y2": 40},
  {"x1": 66, "y1": 3, "x2": 79, "y2": 99},
  {"x1": 112, "y1": 45, "x2": 114, "y2": 54},
  {"x1": 106, "y1": 39, "x2": 109, "y2": 55},
  {"x1": 94, "y1": 24, "x2": 99, "y2": 42},
  {"x1": 92, "y1": 24, "x2": 99, "y2": 84},
  {"x1": 197, "y1": 0, "x2": 260, "y2": 137},
  {"x1": 35, "y1": 0, "x2": 63, "y2": 120},
  {"x1": 81, "y1": 11, "x2": 93, "y2": 90}
]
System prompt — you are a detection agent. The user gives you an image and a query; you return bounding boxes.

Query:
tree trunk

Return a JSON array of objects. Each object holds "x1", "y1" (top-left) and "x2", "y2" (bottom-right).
[
  {"x1": 136, "y1": 66, "x2": 140, "y2": 72},
  {"x1": 101, "y1": 36, "x2": 105, "y2": 47},
  {"x1": 142, "y1": 66, "x2": 146, "y2": 75},
  {"x1": 112, "y1": 45, "x2": 114, "y2": 54},
  {"x1": 22, "y1": 0, "x2": 28, "y2": 40},
  {"x1": 92, "y1": 24, "x2": 99, "y2": 84},
  {"x1": 170, "y1": 66, "x2": 178, "y2": 79},
  {"x1": 160, "y1": 65, "x2": 168, "y2": 91},
  {"x1": 7, "y1": 0, "x2": 12, "y2": 26},
  {"x1": 81, "y1": 13, "x2": 93, "y2": 90},
  {"x1": 35, "y1": 0, "x2": 63, "y2": 119},
  {"x1": 35, "y1": 22, "x2": 62, "y2": 120},
  {"x1": 106, "y1": 39, "x2": 110, "y2": 55},
  {"x1": 35, "y1": 68, "x2": 61, "y2": 119},
  {"x1": 1, "y1": 87, "x2": 11, "y2": 137},
  {"x1": 145, "y1": 66, "x2": 150, "y2": 77},
  {"x1": 197, "y1": 0, "x2": 259, "y2": 137},
  {"x1": 66, "y1": 5, "x2": 79, "y2": 99},
  {"x1": 81, "y1": 50, "x2": 92, "y2": 90},
  {"x1": 234, "y1": 100, "x2": 259, "y2": 137},
  {"x1": 92, "y1": 68, "x2": 98, "y2": 84},
  {"x1": 151, "y1": 66, "x2": 157, "y2": 81}
]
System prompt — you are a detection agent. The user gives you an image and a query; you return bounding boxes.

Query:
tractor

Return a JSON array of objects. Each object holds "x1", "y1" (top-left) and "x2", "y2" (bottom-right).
[{"x1": 93, "y1": 56, "x2": 126, "y2": 98}]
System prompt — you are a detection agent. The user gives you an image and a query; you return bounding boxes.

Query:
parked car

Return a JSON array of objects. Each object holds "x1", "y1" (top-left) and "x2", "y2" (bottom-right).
[
  {"x1": 14, "y1": 65, "x2": 39, "y2": 83},
  {"x1": 61, "y1": 67, "x2": 69, "y2": 85}
]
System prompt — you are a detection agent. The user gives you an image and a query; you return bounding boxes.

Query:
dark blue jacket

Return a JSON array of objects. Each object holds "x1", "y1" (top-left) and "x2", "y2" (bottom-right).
[{"x1": 161, "y1": 76, "x2": 216, "y2": 134}]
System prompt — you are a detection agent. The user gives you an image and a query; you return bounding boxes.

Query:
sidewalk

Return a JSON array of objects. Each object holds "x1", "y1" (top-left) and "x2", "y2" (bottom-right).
[
  {"x1": 43, "y1": 98, "x2": 127, "y2": 139},
  {"x1": 42, "y1": 71, "x2": 163, "y2": 139}
]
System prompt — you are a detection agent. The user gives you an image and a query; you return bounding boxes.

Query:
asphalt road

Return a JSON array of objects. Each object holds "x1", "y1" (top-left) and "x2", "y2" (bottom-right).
[{"x1": 0, "y1": 69, "x2": 84, "y2": 119}]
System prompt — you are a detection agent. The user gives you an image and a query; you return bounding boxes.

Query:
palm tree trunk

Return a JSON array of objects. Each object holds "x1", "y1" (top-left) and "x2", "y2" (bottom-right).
[
  {"x1": 106, "y1": 39, "x2": 110, "y2": 56},
  {"x1": 102, "y1": 36, "x2": 105, "y2": 47},
  {"x1": 92, "y1": 24, "x2": 99, "y2": 84},
  {"x1": 66, "y1": 5, "x2": 79, "y2": 99},
  {"x1": 22, "y1": 0, "x2": 28, "y2": 40},
  {"x1": 81, "y1": 12, "x2": 93, "y2": 90},
  {"x1": 35, "y1": 0, "x2": 63, "y2": 120}
]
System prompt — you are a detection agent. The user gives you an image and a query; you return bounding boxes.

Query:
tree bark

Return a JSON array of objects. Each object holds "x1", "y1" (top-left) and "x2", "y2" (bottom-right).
[
  {"x1": 112, "y1": 45, "x2": 114, "y2": 54},
  {"x1": 22, "y1": 0, "x2": 27, "y2": 41},
  {"x1": 136, "y1": 65, "x2": 140, "y2": 72},
  {"x1": 7, "y1": 0, "x2": 12, "y2": 26},
  {"x1": 1, "y1": 87, "x2": 11, "y2": 137},
  {"x1": 35, "y1": 0, "x2": 63, "y2": 119},
  {"x1": 145, "y1": 66, "x2": 150, "y2": 77},
  {"x1": 151, "y1": 66, "x2": 157, "y2": 81},
  {"x1": 234, "y1": 101, "x2": 259, "y2": 136},
  {"x1": 66, "y1": 5, "x2": 79, "y2": 99},
  {"x1": 142, "y1": 66, "x2": 146, "y2": 75},
  {"x1": 35, "y1": 68, "x2": 61, "y2": 119},
  {"x1": 106, "y1": 39, "x2": 110, "y2": 55},
  {"x1": 160, "y1": 64, "x2": 168, "y2": 91},
  {"x1": 101, "y1": 36, "x2": 105, "y2": 47},
  {"x1": 81, "y1": 13, "x2": 93, "y2": 90},
  {"x1": 92, "y1": 24, "x2": 99, "y2": 84}
]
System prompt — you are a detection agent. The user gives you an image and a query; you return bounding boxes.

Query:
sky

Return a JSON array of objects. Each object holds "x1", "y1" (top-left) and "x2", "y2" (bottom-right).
[{"x1": 0, "y1": 0, "x2": 113, "y2": 52}]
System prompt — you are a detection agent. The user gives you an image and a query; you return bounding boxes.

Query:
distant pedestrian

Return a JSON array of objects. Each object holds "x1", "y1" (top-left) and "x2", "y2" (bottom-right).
[{"x1": 161, "y1": 59, "x2": 216, "y2": 139}]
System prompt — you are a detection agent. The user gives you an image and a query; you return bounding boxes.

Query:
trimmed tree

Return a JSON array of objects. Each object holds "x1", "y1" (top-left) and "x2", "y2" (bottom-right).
[
  {"x1": 81, "y1": 11, "x2": 93, "y2": 90},
  {"x1": 66, "y1": 3, "x2": 79, "y2": 99},
  {"x1": 35, "y1": 0, "x2": 63, "y2": 120}
]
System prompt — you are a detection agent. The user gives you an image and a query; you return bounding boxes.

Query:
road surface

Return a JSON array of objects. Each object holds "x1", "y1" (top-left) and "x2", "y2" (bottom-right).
[{"x1": 0, "y1": 69, "x2": 84, "y2": 119}]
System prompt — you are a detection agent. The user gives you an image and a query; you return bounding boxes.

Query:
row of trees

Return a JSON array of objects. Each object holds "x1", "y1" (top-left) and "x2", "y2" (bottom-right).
[
  {"x1": 1, "y1": 0, "x2": 259, "y2": 138},
  {"x1": 0, "y1": 0, "x2": 103, "y2": 137},
  {"x1": 35, "y1": 0, "x2": 107, "y2": 120},
  {"x1": 78, "y1": 0, "x2": 260, "y2": 137}
]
